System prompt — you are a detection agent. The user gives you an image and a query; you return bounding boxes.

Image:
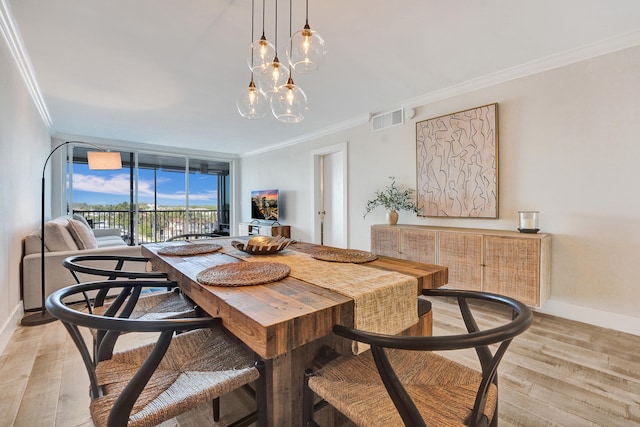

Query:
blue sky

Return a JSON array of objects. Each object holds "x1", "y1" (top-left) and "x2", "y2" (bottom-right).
[{"x1": 71, "y1": 164, "x2": 218, "y2": 207}]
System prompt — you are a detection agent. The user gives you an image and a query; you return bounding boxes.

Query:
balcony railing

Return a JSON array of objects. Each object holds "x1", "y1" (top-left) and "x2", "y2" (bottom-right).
[{"x1": 72, "y1": 209, "x2": 229, "y2": 244}]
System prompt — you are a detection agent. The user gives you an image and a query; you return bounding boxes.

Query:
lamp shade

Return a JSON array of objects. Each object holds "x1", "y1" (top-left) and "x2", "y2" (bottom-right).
[
  {"x1": 247, "y1": 37, "x2": 276, "y2": 74},
  {"x1": 271, "y1": 77, "x2": 307, "y2": 123},
  {"x1": 288, "y1": 25, "x2": 325, "y2": 73},
  {"x1": 87, "y1": 151, "x2": 122, "y2": 170},
  {"x1": 237, "y1": 79, "x2": 269, "y2": 119},
  {"x1": 254, "y1": 57, "x2": 290, "y2": 97}
]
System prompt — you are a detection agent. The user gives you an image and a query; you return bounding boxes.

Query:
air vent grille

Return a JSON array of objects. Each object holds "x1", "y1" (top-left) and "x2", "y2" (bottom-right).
[{"x1": 371, "y1": 108, "x2": 404, "y2": 132}]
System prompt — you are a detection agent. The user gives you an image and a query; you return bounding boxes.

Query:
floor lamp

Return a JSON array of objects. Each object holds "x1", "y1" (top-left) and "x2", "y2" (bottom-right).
[{"x1": 21, "y1": 141, "x2": 122, "y2": 326}]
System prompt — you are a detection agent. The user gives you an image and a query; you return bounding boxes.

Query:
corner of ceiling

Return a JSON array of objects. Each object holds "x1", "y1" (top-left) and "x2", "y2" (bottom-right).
[{"x1": 0, "y1": 0, "x2": 54, "y2": 134}]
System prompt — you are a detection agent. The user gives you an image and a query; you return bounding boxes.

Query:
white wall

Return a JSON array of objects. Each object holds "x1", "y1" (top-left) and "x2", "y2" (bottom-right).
[
  {"x1": 241, "y1": 45, "x2": 640, "y2": 335},
  {"x1": 0, "y1": 39, "x2": 51, "y2": 353}
]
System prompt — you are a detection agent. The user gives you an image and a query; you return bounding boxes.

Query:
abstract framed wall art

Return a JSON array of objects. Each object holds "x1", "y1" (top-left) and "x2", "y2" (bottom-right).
[{"x1": 416, "y1": 103, "x2": 498, "y2": 218}]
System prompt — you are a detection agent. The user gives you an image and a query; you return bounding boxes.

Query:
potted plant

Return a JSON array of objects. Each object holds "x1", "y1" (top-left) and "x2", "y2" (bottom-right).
[{"x1": 363, "y1": 177, "x2": 420, "y2": 224}]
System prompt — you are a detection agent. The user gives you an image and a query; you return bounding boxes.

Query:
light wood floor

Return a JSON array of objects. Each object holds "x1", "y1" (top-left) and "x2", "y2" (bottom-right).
[{"x1": 2, "y1": 298, "x2": 640, "y2": 426}]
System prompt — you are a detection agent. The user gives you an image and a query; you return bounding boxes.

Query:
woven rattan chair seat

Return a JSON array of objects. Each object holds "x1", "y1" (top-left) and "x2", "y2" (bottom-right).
[
  {"x1": 92, "y1": 291, "x2": 195, "y2": 320},
  {"x1": 308, "y1": 348, "x2": 497, "y2": 426},
  {"x1": 87, "y1": 291, "x2": 196, "y2": 339},
  {"x1": 92, "y1": 328, "x2": 260, "y2": 427}
]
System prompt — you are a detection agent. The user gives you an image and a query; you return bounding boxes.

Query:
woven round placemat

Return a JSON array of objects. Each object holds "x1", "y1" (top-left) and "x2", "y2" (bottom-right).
[
  {"x1": 157, "y1": 243, "x2": 222, "y2": 256},
  {"x1": 196, "y1": 262, "x2": 291, "y2": 286},
  {"x1": 311, "y1": 248, "x2": 378, "y2": 263}
]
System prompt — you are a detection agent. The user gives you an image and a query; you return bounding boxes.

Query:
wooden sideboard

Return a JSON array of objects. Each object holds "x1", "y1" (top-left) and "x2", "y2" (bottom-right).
[{"x1": 371, "y1": 224, "x2": 551, "y2": 307}]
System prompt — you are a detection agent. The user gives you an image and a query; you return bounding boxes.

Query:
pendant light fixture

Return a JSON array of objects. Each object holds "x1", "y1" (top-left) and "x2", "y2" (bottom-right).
[
  {"x1": 271, "y1": 0, "x2": 307, "y2": 122},
  {"x1": 247, "y1": 0, "x2": 275, "y2": 75},
  {"x1": 271, "y1": 74, "x2": 307, "y2": 123},
  {"x1": 238, "y1": 0, "x2": 268, "y2": 119},
  {"x1": 237, "y1": 78, "x2": 268, "y2": 119},
  {"x1": 287, "y1": 0, "x2": 325, "y2": 73},
  {"x1": 254, "y1": 0, "x2": 289, "y2": 97}
]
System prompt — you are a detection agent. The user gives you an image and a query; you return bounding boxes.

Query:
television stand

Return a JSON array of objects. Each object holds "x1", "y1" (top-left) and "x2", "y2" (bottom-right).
[{"x1": 239, "y1": 222, "x2": 291, "y2": 238}]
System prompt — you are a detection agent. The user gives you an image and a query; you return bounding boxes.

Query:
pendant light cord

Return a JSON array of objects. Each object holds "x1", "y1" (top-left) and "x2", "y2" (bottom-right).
[
  {"x1": 261, "y1": 0, "x2": 266, "y2": 39},
  {"x1": 274, "y1": 0, "x2": 278, "y2": 53},
  {"x1": 288, "y1": 0, "x2": 293, "y2": 60},
  {"x1": 288, "y1": 0, "x2": 293, "y2": 80},
  {"x1": 250, "y1": 0, "x2": 255, "y2": 70}
]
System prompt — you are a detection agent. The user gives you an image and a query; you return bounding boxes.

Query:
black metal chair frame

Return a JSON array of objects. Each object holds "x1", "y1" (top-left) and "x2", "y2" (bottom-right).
[
  {"x1": 46, "y1": 279, "x2": 267, "y2": 427},
  {"x1": 63, "y1": 254, "x2": 168, "y2": 280},
  {"x1": 63, "y1": 254, "x2": 174, "y2": 308},
  {"x1": 303, "y1": 288, "x2": 533, "y2": 427},
  {"x1": 63, "y1": 255, "x2": 192, "y2": 359}
]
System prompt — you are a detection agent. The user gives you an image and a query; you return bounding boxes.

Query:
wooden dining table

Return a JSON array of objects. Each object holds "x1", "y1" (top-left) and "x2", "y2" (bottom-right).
[{"x1": 142, "y1": 238, "x2": 448, "y2": 426}]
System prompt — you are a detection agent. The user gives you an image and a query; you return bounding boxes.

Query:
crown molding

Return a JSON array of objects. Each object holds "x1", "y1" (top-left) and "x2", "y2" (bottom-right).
[
  {"x1": 0, "y1": 0, "x2": 53, "y2": 132},
  {"x1": 403, "y1": 30, "x2": 640, "y2": 109}
]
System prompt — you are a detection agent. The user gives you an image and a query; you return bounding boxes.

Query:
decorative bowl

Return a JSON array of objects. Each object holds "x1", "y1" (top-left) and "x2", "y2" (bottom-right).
[{"x1": 231, "y1": 236, "x2": 294, "y2": 255}]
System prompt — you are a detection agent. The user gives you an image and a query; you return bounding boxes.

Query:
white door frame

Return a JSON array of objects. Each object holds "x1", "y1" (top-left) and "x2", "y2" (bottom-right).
[{"x1": 311, "y1": 142, "x2": 348, "y2": 246}]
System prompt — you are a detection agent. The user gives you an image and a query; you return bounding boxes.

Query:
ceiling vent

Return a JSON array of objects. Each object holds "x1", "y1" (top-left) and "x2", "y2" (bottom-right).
[{"x1": 370, "y1": 108, "x2": 404, "y2": 132}]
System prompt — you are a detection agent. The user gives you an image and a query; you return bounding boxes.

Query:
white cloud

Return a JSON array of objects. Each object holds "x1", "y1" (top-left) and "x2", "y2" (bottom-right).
[
  {"x1": 73, "y1": 173, "x2": 130, "y2": 195},
  {"x1": 73, "y1": 173, "x2": 217, "y2": 203}
]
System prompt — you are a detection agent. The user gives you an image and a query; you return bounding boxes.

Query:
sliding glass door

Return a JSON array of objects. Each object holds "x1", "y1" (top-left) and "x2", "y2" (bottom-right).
[{"x1": 69, "y1": 146, "x2": 230, "y2": 244}]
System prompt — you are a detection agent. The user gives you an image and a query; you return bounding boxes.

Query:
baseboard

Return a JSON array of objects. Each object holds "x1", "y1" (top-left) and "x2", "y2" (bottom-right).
[
  {"x1": 537, "y1": 299, "x2": 640, "y2": 337},
  {"x1": 0, "y1": 302, "x2": 24, "y2": 355}
]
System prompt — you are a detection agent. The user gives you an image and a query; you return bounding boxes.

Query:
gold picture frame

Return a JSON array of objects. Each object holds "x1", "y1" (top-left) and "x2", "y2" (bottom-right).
[{"x1": 416, "y1": 103, "x2": 498, "y2": 218}]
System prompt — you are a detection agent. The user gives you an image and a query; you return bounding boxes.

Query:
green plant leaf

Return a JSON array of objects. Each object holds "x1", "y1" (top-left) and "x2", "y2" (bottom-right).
[{"x1": 363, "y1": 177, "x2": 420, "y2": 218}]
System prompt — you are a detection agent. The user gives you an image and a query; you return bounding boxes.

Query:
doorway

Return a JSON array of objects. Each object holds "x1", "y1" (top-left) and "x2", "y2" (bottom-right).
[{"x1": 312, "y1": 143, "x2": 348, "y2": 247}]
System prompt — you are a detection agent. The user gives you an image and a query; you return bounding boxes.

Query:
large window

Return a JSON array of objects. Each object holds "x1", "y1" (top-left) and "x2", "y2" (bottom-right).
[{"x1": 68, "y1": 147, "x2": 231, "y2": 244}]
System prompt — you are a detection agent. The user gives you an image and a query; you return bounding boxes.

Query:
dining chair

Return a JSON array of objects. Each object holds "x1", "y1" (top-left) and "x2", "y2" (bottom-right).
[
  {"x1": 46, "y1": 279, "x2": 267, "y2": 427},
  {"x1": 63, "y1": 254, "x2": 197, "y2": 319},
  {"x1": 63, "y1": 255, "x2": 198, "y2": 361},
  {"x1": 302, "y1": 288, "x2": 533, "y2": 427}
]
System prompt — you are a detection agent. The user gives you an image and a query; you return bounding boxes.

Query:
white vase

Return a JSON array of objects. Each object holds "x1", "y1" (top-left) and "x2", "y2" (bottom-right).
[{"x1": 386, "y1": 210, "x2": 398, "y2": 225}]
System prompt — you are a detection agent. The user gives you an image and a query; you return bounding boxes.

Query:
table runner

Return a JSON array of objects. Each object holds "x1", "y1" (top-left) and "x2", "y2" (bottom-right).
[{"x1": 210, "y1": 239, "x2": 419, "y2": 354}]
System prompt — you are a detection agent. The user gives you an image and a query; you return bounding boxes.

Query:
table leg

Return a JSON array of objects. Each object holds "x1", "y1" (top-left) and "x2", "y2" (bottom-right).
[
  {"x1": 264, "y1": 335, "x2": 351, "y2": 426},
  {"x1": 266, "y1": 352, "x2": 292, "y2": 425}
]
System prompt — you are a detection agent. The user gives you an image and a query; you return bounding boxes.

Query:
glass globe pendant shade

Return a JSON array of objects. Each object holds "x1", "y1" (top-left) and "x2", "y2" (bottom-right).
[
  {"x1": 271, "y1": 76, "x2": 307, "y2": 123},
  {"x1": 236, "y1": 79, "x2": 268, "y2": 119},
  {"x1": 246, "y1": 35, "x2": 276, "y2": 74},
  {"x1": 254, "y1": 56, "x2": 289, "y2": 97},
  {"x1": 288, "y1": 24, "x2": 326, "y2": 73}
]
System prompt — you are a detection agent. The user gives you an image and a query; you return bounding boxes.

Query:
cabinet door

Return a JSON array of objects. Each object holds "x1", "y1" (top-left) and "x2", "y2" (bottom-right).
[
  {"x1": 271, "y1": 226, "x2": 290, "y2": 238},
  {"x1": 438, "y1": 232, "x2": 482, "y2": 291},
  {"x1": 483, "y1": 236, "x2": 540, "y2": 306},
  {"x1": 399, "y1": 228, "x2": 436, "y2": 263},
  {"x1": 371, "y1": 226, "x2": 399, "y2": 257}
]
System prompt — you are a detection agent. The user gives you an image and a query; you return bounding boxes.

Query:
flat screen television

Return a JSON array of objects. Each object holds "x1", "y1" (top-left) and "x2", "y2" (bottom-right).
[{"x1": 251, "y1": 189, "x2": 279, "y2": 221}]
